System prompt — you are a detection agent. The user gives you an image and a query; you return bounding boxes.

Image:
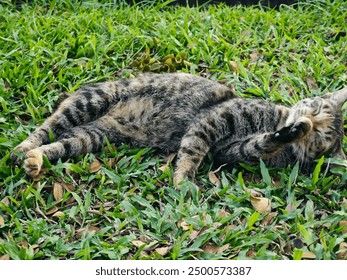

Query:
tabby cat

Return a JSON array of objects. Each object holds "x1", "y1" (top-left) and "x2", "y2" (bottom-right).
[{"x1": 12, "y1": 73, "x2": 347, "y2": 185}]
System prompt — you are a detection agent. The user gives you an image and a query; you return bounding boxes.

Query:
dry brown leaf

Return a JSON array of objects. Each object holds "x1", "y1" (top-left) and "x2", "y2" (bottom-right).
[
  {"x1": 230, "y1": 61, "x2": 239, "y2": 73},
  {"x1": 131, "y1": 240, "x2": 159, "y2": 251},
  {"x1": 217, "y1": 244, "x2": 230, "y2": 254},
  {"x1": 250, "y1": 52, "x2": 258, "y2": 62},
  {"x1": 0, "y1": 215, "x2": 4, "y2": 226},
  {"x1": 52, "y1": 211, "x2": 65, "y2": 218},
  {"x1": 250, "y1": 189, "x2": 263, "y2": 197},
  {"x1": 203, "y1": 243, "x2": 229, "y2": 255},
  {"x1": 65, "y1": 197, "x2": 76, "y2": 205},
  {"x1": 177, "y1": 219, "x2": 190, "y2": 231},
  {"x1": 203, "y1": 243, "x2": 219, "y2": 254},
  {"x1": 189, "y1": 226, "x2": 208, "y2": 241},
  {"x1": 1, "y1": 197, "x2": 10, "y2": 206},
  {"x1": 143, "y1": 242, "x2": 159, "y2": 252},
  {"x1": 139, "y1": 235, "x2": 152, "y2": 243},
  {"x1": 0, "y1": 254, "x2": 10, "y2": 260},
  {"x1": 275, "y1": 225, "x2": 284, "y2": 230},
  {"x1": 89, "y1": 159, "x2": 101, "y2": 173},
  {"x1": 62, "y1": 182, "x2": 75, "y2": 192},
  {"x1": 339, "y1": 220, "x2": 347, "y2": 234},
  {"x1": 246, "y1": 250, "x2": 257, "y2": 258},
  {"x1": 226, "y1": 224, "x2": 238, "y2": 231},
  {"x1": 208, "y1": 171, "x2": 221, "y2": 186},
  {"x1": 192, "y1": 213, "x2": 207, "y2": 220},
  {"x1": 87, "y1": 226, "x2": 100, "y2": 232},
  {"x1": 189, "y1": 230, "x2": 199, "y2": 241},
  {"x1": 285, "y1": 202, "x2": 296, "y2": 213},
  {"x1": 227, "y1": 250, "x2": 241, "y2": 259},
  {"x1": 46, "y1": 206, "x2": 59, "y2": 215},
  {"x1": 53, "y1": 182, "x2": 64, "y2": 202},
  {"x1": 261, "y1": 212, "x2": 278, "y2": 226},
  {"x1": 76, "y1": 226, "x2": 100, "y2": 238},
  {"x1": 250, "y1": 196, "x2": 271, "y2": 213},
  {"x1": 302, "y1": 251, "x2": 316, "y2": 259},
  {"x1": 139, "y1": 251, "x2": 149, "y2": 258},
  {"x1": 87, "y1": 209, "x2": 102, "y2": 216},
  {"x1": 103, "y1": 201, "x2": 115, "y2": 211},
  {"x1": 132, "y1": 240, "x2": 145, "y2": 248},
  {"x1": 108, "y1": 158, "x2": 116, "y2": 168},
  {"x1": 19, "y1": 241, "x2": 29, "y2": 248},
  {"x1": 155, "y1": 246, "x2": 171, "y2": 256},
  {"x1": 337, "y1": 242, "x2": 347, "y2": 260},
  {"x1": 217, "y1": 209, "x2": 230, "y2": 219}
]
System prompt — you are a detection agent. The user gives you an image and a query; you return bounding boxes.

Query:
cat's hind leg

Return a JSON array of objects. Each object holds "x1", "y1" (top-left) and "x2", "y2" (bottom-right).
[
  {"x1": 22, "y1": 118, "x2": 123, "y2": 177},
  {"x1": 12, "y1": 86, "x2": 113, "y2": 163}
]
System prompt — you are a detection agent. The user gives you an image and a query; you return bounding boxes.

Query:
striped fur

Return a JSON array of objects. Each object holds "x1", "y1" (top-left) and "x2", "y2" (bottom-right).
[{"x1": 12, "y1": 73, "x2": 346, "y2": 184}]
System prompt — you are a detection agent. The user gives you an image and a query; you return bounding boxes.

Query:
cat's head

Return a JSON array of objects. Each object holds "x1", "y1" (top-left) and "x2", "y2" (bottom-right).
[{"x1": 286, "y1": 87, "x2": 346, "y2": 162}]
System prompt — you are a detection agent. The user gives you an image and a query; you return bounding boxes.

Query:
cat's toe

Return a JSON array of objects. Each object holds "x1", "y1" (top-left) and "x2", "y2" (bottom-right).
[{"x1": 24, "y1": 149, "x2": 43, "y2": 178}]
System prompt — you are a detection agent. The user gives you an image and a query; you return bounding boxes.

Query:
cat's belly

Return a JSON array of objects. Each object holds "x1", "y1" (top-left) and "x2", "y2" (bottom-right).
[{"x1": 100, "y1": 97, "x2": 193, "y2": 150}]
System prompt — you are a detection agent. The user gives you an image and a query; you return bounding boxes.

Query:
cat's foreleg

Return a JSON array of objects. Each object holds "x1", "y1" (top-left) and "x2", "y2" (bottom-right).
[
  {"x1": 275, "y1": 116, "x2": 313, "y2": 144},
  {"x1": 217, "y1": 116, "x2": 313, "y2": 164},
  {"x1": 174, "y1": 134, "x2": 211, "y2": 187},
  {"x1": 174, "y1": 143, "x2": 210, "y2": 187}
]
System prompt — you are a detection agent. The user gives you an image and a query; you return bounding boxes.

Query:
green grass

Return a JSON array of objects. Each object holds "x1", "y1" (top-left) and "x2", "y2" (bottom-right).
[{"x1": 0, "y1": 0, "x2": 347, "y2": 260}]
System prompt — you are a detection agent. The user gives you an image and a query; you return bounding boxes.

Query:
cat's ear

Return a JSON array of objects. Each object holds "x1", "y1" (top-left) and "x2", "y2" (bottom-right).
[{"x1": 323, "y1": 87, "x2": 347, "y2": 108}]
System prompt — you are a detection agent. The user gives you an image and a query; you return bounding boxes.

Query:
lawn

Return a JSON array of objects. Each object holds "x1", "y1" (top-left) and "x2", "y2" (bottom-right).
[{"x1": 0, "y1": 0, "x2": 346, "y2": 260}]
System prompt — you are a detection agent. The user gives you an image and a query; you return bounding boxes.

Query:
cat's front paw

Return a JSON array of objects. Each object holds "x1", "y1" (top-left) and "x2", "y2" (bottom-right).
[
  {"x1": 274, "y1": 117, "x2": 313, "y2": 143},
  {"x1": 24, "y1": 149, "x2": 43, "y2": 178},
  {"x1": 289, "y1": 117, "x2": 313, "y2": 140}
]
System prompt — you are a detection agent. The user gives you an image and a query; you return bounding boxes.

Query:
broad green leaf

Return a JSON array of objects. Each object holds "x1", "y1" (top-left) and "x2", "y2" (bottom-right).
[
  {"x1": 260, "y1": 159, "x2": 272, "y2": 186},
  {"x1": 247, "y1": 211, "x2": 261, "y2": 229},
  {"x1": 312, "y1": 156, "x2": 325, "y2": 187}
]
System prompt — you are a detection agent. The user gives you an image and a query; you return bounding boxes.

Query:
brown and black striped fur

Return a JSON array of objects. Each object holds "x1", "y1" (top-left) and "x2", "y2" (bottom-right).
[{"x1": 12, "y1": 73, "x2": 347, "y2": 185}]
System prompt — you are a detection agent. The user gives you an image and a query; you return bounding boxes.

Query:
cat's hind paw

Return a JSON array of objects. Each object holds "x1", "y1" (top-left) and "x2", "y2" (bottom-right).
[
  {"x1": 11, "y1": 141, "x2": 38, "y2": 165},
  {"x1": 24, "y1": 149, "x2": 43, "y2": 178}
]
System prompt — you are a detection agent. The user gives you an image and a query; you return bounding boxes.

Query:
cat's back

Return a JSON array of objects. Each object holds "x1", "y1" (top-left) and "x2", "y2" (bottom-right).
[{"x1": 114, "y1": 72, "x2": 235, "y2": 102}]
